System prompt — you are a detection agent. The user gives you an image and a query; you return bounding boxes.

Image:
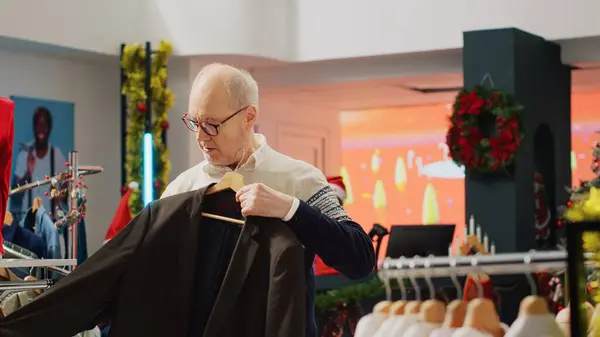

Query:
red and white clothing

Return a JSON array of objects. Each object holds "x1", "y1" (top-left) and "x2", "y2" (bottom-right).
[{"x1": 0, "y1": 98, "x2": 15, "y2": 255}]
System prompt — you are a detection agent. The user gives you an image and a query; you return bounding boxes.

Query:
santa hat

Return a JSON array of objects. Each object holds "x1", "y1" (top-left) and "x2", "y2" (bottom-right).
[
  {"x1": 104, "y1": 188, "x2": 133, "y2": 244},
  {"x1": 327, "y1": 176, "x2": 346, "y2": 203}
]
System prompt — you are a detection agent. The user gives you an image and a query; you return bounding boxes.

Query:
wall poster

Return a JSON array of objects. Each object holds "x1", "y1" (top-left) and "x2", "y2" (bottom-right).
[{"x1": 8, "y1": 96, "x2": 74, "y2": 222}]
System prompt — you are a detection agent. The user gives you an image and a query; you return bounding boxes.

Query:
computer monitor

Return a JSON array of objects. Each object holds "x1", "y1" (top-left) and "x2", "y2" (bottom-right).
[{"x1": 386, "y1": 224, "x2": 456, "y2": 258}]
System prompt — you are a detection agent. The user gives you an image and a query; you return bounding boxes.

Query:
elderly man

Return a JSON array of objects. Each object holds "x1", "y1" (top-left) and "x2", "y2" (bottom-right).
[{"x1": 162, "y1": 63, "x2": 375, "y2": 336}]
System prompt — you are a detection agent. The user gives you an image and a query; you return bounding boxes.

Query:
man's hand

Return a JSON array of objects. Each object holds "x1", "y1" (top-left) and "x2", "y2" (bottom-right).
[{"x1": 235, "y1": 183, "x2": 294, "y2": 219}]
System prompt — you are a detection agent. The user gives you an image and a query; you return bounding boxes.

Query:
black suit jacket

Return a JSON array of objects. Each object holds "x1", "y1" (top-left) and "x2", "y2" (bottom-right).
[{"x1": 0, "y1": 185, "x2": 306, "y2": 337}]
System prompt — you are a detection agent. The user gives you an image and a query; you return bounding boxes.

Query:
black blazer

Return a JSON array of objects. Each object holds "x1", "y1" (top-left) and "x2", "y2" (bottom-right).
[{"x1": 0, "y1": 185, "x2": 306, "y2": 337}]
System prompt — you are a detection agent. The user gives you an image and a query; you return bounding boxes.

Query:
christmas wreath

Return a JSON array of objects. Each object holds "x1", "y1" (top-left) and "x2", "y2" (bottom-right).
[{"x1": 446, "y1": 85, "x2": 524, "y2": 173}]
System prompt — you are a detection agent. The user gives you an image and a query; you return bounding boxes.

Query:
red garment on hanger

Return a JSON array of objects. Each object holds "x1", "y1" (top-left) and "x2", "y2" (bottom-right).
[
  {"x1": 463, "y1": 274, "x2": 495, "y2": 302},
  {"x1": 104, "y1": 189, "x2": 133, "y2": 244},
  {"x1": 0, "y1": 98, "x2": 15, "y2": 255},
  {"x1": 314, "y1": 255, "x2": 339, "y2": 276}
]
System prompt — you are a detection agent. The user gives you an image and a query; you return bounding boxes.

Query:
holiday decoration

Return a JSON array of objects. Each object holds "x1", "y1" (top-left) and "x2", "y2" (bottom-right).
[
  {"x1": 446, "y1": 85, "x2": 525, "y2": 173},
  {"x1": 121, "y1": 41, "x2": 174, "y2": 215},
  {"x1": 560, "y1": 139, "x2": 600, "y2": 225},
  {"x1": 46, "y1": 169, "x2": 88, "y2": 230}
]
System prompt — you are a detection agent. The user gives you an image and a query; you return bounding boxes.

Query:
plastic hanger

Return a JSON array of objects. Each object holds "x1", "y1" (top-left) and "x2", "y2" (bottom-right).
[
  {"x1": 519, "y1": 252, "x2": 549, "y2": 316},
  {"x1": 462, "y1": 257, "x2": 501, "y2": 335},
  {"x1": 406, "y1": 256, "x2": 423, "y2": 312},
  {"x1": 443, "y1": 265, "x2": 467, "y2": 328},
  {"x1": 419, "y1": 257, "x2": 445, "y2": 324},
  {"x1": 4, "y1": 210, "x2": 13, "y2": 226},
  {"x1": 391, "y1": 257, "x2": 408, "y2": 315},
  {"x1": 462, "y1": 262, "x2": 503, "y2": 337}
]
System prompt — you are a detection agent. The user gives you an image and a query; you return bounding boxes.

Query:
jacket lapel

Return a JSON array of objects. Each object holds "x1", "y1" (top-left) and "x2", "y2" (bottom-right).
[
  {"x1": 177, "y1": 186, "x2": 210, "y2": 336},
  {"x1": 202, "y1": 218, "x2": 259, "y2": 337}
]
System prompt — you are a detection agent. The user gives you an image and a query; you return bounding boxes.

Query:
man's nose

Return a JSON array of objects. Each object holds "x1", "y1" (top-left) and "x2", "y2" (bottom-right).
[{"x1": 196, "y1": 129, "x2": 211, "y2": 142}]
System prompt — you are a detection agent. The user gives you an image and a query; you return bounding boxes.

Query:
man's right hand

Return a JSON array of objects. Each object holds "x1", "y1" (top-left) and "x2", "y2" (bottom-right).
[{"x1": 26, "y1": 151, "x2": 36, "y2": 177}]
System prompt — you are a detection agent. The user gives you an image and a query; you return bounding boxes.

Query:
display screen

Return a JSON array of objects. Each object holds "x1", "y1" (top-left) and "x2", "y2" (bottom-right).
[{"x1": 340, "y1": 91, "x2": 600, "y2": 258}]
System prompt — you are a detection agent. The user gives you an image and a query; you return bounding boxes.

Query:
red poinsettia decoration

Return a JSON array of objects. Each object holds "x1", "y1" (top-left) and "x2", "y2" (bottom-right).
[{"x1": 446, "y1": 85, "x2": 524, "y2": 173}]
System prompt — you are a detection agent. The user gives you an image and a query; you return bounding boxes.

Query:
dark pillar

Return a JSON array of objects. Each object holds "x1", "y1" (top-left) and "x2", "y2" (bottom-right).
[{"x1": 463, "y1": 28, "x2": 571, "y2": 253}]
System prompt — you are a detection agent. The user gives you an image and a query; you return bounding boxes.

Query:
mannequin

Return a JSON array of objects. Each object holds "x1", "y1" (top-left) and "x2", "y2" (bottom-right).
[
  {"x1": 355, "y1": 301, "x2": 392, "y2": 337},
  {"x1": 404, "y1": 299, "x2": 445, "y2": 337},
  {"x1": 373, "y1": 300, "x2": 408, "y2": 337},
  {"x1": 504, "y1": 296, "x2": 563, "y2": 336},
  {"x1": 431, "y1": 300, "x2": 467, "y2": 337},
  {"x1": 452, "y1": 298, "x2": 503, "y2": 337}
]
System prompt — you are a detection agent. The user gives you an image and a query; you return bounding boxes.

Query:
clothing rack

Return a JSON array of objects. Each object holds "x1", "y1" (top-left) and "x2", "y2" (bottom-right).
[
  {"x1": 377, "y1": 251, "x2": 589, "y2": 280},
  {"x1": 0, "y1": 279, "x2": 54, "y2": 291},
  {"x1": 8, "y1": 165, "x2": 103, "y2": 195},
  {"x1": 2, "y1": 243, "x2": 72, "y2": 276},
  {"x1": 8, "y1": 151, "x2": 102, "y2": 269}
]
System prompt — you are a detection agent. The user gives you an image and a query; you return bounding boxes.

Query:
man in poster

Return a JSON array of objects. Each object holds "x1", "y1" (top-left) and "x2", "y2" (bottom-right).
[{"x1": 10, "y1": 106, "x2": 66, "y2": 219}]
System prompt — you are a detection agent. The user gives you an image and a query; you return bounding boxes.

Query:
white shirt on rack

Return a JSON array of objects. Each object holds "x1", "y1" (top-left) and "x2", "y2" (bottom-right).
[
  {"x1": 355, "y1": 312, "x2": 388, "y2": 337},
  {"x1": 387, "y1": 313, "x2": 420, "y2": 336},
  {"x1": 430, "y1": 327, "x2": 458, "y2": 337},
  {"x1": 405, "y1": 322, "x2": 443, "y2": 337},
  {"x1": 504, "y1": 315, "x2": 565, "y2": 337},
  {"x1": 451, "y1": 327, "x2": 494, "y2": 337},
  {"x1": 373, "y1": 316, "x2": 403, "y2": 337}
]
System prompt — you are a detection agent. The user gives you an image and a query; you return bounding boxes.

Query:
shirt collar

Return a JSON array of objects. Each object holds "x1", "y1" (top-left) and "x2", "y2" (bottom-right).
[{"x1": 202, "y1": 134, "x2": 269, "y2": 175}]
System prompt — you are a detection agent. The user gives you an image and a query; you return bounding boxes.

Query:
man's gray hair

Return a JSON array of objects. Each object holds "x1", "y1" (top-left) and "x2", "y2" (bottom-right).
[{"x1": 192, "y1": 63, "x2": 259, "y2": 109}]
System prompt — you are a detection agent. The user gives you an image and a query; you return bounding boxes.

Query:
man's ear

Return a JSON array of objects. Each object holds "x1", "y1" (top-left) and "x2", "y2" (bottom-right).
[{"x1": 245, "y1": 105, "x2": 257, "y2": 125}]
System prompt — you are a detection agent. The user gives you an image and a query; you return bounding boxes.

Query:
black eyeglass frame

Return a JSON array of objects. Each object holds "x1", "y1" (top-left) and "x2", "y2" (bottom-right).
[{"x1": 181, "y1": 105, "x2": 249, "y2": 136}]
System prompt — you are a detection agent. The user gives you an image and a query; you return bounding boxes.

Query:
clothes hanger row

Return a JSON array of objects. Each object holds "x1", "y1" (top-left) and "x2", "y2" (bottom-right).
[{"x1": 364, "y1": 250, "x2": 576, "y2": 337}]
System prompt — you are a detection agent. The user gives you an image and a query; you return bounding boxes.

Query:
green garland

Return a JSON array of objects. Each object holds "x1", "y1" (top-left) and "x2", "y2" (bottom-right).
[
  {"x1": 315, "y1": 278, "x2": 385, "y2": 311},
  {"x1": 121, "y1": 44, "x2": 146, "y2": 215},
  {"x1": 121, "y1": 41, "x2": 175, "y2": 215},
  {"x1": 150, "y1": 41, "x2": 174, "y2": 197}
]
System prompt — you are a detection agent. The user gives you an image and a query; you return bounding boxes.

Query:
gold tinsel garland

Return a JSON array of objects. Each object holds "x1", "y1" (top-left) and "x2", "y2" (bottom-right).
[
  {"x1": 121, "y1": 41, "x2": 175, "y2": 216},
  {"x1": 564, "y1": 187, "x2": 600, "y2": 308}
]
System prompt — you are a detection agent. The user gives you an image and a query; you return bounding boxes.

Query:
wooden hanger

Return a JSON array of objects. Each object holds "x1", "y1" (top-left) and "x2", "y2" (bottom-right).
[
  {"x1": 4, "y1": 210, "x2": 13, "y2": 226},
  {"x1": 373, "y1": 301, "x2": 393, "y2": 315},
  {"x1": 24, "y1": 275, "x2": 42, "y2": 296},
  {"x1": 419, "y1": 299, "x2": 445, "y2": 324},
  {"x1": 32, "y1": 197, "x2": 43, "y2": 212},
  {"x1": 405, "y1": 301, "x2": 422, "y2": 315},
  {"x1": 519, "y1": 295, "x2": 549, "y2": 316},
  {"x1": 390, "y1": 300, "x2": 408, "y2": 315},
  {"x1": 206, "y1": 172, "x2": 245, "y2": 195},
  {"x1": 463, "y1": 298, "x2": 503, "y2": 337},
  {"x1": 443, "y1": 300, "x2": 467, "y2": 328},
  {"x1": 202, "y1": 171, "x2": 246, "y2": 225},
  {"x1": 0, "y1": 267, "x2": 20, "y2": 282}
]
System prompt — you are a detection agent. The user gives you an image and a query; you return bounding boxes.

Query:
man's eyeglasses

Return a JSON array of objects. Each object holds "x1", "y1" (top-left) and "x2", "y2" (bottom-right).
[{"x1": 181, "y1": 106, "x2": 249, "y2": 136}]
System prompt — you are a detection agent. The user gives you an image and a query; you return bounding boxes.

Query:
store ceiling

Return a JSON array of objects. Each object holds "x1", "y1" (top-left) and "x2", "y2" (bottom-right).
[{"x1": 261, "y1": 68, "x2": 600, "y2": 111}]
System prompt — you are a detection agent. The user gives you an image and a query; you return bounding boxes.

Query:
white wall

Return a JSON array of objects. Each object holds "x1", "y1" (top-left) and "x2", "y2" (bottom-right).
[
  {"x1": 3, "y1": 0, "x2": 600, "y2": 61},
  {"x1": 0, "y1": 50, "x2": 192, "y2": 254},
  {"x1": 0, "y1": 50, "x2": 121, "y2": 254}
]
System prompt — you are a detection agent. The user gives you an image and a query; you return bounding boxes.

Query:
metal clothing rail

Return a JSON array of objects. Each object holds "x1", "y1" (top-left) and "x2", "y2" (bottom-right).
[
  {"x1": 0, "y1": 279, "x2": 54, "y2": 291},
  {"x1": 377, "y1": 251, "x2": 590, "y2": 279},
  {"x1": 8, "y1": 165, "x2": 103, "y2": 195},
  {"x1": 2, "y1": 244, "x2": 72, "y2": 276}
]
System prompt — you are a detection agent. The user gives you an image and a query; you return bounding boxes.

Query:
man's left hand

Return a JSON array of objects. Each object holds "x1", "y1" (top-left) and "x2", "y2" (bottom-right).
[{"x1": 235, "y1": 183, "x2": 294, "y2": 219}]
